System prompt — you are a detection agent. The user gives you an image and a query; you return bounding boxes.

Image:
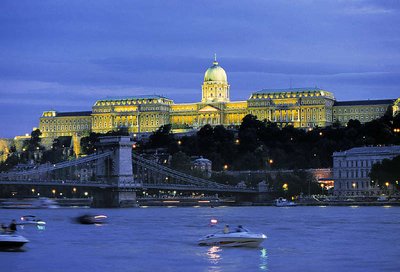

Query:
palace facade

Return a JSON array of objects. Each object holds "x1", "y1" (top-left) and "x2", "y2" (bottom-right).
[{"x1": 38, "y1": 57, "x2": 399, "y2": 139}]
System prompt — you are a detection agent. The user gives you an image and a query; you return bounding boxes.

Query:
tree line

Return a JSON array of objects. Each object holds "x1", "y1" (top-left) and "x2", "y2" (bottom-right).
[{"x1": 142, "y1": 108, "x2": 400, "y2": 171}]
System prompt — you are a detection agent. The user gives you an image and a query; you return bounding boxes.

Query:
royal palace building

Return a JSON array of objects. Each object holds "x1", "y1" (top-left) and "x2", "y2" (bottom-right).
[{"x1": 38, "y1": 57, "x2": 399, "y2": 139}]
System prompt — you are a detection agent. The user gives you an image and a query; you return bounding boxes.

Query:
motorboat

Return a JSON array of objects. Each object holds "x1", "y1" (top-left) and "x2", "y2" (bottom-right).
[
  {"x1": 0, "y1": 233, "x2": 29, "y2": 249},
  {"x1": 274, "y1": 197, "x2": 297, "y2": 207},
  {"x1": 19, "y1": 215, "x2": 46, "y2": 226},
  {"x1": 198, "y1": 227, "x2": 267, "y2": 247},
  {"x1": 76, "y1": 214, "x2": 107, "y2": 224}
]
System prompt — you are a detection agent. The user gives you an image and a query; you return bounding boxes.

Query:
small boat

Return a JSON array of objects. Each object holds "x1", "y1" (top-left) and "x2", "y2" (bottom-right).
[
  {"x1": 0, "y1": 233, "x2": 29, "y2": 249},
  {"x1": 76, "y1": 214, "x2": 107, "y2": 225},
  {"x1": 274, "y1": 197, "x2": 297, "y2": 207},
  {"x1": 198, "y1": 226, "x2": 266, "y2": 247},
  {"x1": 19, "y1": 215, "x2": 46, "y2": 226}
]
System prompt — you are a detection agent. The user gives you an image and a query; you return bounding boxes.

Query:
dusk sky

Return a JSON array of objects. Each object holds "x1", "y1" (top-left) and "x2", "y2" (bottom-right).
[{"x1": 1, "y1": 0, "x2": 399, "y2": 138}]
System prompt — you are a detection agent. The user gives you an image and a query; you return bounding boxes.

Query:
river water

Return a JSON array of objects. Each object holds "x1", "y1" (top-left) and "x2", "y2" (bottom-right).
[{"x1": 1, "y1": 206, "x2": 399, "y2": 272}]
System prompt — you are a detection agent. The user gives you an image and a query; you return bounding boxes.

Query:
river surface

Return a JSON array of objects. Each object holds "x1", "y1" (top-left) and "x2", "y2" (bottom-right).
[{"x1": 1, "y1": 206, "x2": 399, "y2": 272}]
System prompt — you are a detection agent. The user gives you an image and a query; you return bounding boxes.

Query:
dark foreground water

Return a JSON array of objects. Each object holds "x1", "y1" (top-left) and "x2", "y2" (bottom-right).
[{"x1": 1, "y1": 206, "x2": 400, "y2": 272}]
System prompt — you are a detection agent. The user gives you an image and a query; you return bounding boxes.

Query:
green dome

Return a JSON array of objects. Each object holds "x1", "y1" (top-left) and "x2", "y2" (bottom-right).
[{"x1": 204, "y1": 60, "x2": 227, "y2": 82}]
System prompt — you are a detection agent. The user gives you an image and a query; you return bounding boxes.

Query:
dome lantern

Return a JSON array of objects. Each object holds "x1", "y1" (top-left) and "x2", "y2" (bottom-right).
[{"x1": 204, "y1": 55, "x2": 227, "y2": 83}]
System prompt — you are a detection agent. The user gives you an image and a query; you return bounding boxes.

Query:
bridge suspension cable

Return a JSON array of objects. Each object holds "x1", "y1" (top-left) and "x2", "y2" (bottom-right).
[
  {"x1": 0, "y1": 151, "x2": 113, "y2": 179},
  {"x1": 132, "y1": 152, "x2": 254, "y2": 192}
]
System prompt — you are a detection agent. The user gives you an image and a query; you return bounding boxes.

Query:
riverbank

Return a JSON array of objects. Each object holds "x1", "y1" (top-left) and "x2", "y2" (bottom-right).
[
  {"x1": 137, "y1": 197, "x2": 400, "y2": 207},
  {"x1": 2, "y1": 197, "x2": 399, "y2": 208},
  {"x1": 252, "y1": 201, "x2": 400, "y2": 207}
]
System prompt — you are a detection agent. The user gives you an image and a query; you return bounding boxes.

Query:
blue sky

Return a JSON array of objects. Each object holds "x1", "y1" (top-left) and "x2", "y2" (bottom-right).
[{"x1": 0, "y1": 0, "x2": 399, "y2": 138}]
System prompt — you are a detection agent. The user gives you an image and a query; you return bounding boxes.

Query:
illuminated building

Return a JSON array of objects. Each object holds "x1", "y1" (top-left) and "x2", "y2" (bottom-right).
[
  {"x1": 37, "y1": 57, "x2": 399, "y2": 140},
  {"x1": 333, "y1": 146, "x2": 400, "y2": 197}
]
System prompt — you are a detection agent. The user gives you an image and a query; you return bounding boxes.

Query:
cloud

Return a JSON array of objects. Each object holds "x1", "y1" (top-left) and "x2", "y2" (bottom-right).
[
  {"x1": 0, "y1": 0, "x2": 400, "y2": 138},
  {"x1": 340, "y1": 0, "x2": 400, "y2": 15}
]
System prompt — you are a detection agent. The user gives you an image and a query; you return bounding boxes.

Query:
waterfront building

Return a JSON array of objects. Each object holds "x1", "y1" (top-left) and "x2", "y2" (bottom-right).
[
  {"x1": 332, "y1": 146, "x2": 400, "y2": 197},
  {"x1": 35, "y1": 56, "x2": 399, "y2": 141}
]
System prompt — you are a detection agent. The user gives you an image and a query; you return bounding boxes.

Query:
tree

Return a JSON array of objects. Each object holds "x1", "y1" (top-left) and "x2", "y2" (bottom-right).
[
  {"x1": 271, "y1": 171, "x2": 319, "y2": 198},
  {"x1": 238, "y1": 114, "x2": 264, "y2": 152},
  {"x1": 169, "y1": 151, "x2": 191, "y2": 172},
  {"x1": 369, "y1": 155, "x2": 400, "y2": 190},
  {"x1": 197, "y1": 124, "x2": 216, "y2": 155},
  {"x1": 0, "y1": 153, "x2": 19, "y2": 172},
  {"x1": 148, "y1": 124, "x2": 174, "y2": 148},
  {"x1": 80, "y1": 132, "x2": 102, "y2": 155},
  {"x1": 22, "y1": 129, "x2": 43, "y2": 152}
]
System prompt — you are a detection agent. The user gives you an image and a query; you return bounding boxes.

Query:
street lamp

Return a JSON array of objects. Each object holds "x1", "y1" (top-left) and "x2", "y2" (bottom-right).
[
  {"x1": 320, "y1": 183, "x2": 325, "y2": 195},
  {"x1": 269, "y1": 159, "x2": 273, "y2": 164},
  {"x1": 282, "y1": 183, "x2": 288, "y2": 191},
  {"x1": 268, "y1": 159, "x2": 274, "y2": 169},
  {"x1": 223, "y1": 164, "x2": 228, "y2": 170},
  {"x1": 52, "y1": 189, "x2": 56, "y2": 197},
  {"x1": 385, "y1": 182, "x2": 390, "y2": 196}
]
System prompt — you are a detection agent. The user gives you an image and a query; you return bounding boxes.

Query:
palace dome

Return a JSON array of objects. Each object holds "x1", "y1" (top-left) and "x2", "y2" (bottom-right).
[{"x1": 204, "y1": 59, "x2": 227, "y2": 82}]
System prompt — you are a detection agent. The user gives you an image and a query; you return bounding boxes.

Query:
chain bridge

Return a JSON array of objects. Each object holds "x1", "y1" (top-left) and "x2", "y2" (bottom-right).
[{"x1": 0, "y1": 136, "x2": 260, "y2": 207}]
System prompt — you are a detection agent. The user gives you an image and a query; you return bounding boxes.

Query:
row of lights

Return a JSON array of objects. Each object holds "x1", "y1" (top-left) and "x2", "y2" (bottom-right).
[
  {"x1": 28, "y1": 188, "x2": 89, "y2": 196},
  {"x1": 222, "y1": 159, "x2": 274, "y2": 171},
  {"x1": 352, "y1": 181, "x2": 399, "y2": 189}
]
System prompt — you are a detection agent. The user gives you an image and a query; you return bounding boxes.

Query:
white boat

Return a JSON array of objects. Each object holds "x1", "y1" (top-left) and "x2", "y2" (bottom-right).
[
  {"x1": 0, "y1": 233, "x2": 29, "y2": 249},
  {"x1": 19, "y1": 215, "x2": 46, "y2": 226},
  {"x1": 198, "y1": 227, "x2": 267, "y2": 247},
  {"x1": 274, "y1": 197, "x2": 297, "y2": 207}
]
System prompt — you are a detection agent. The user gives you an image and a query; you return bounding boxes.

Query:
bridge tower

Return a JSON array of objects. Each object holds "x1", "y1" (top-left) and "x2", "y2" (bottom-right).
[{"x1": 92, "y1": 136, "x2": 139, "y2": 207}]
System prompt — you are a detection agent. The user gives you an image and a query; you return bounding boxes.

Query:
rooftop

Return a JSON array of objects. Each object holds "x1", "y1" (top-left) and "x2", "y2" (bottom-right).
[
  {"x1": 334, "y1": 99, "x2": 395, "y2": 106},
  {"x1": 56, "y1": 111, "x2": 92, "y2": 117},
  {"x1": 251, "y1": 87, "x2": 334, "y2": 99},
  {"x1": 334, "y1": 145, "x2": 400, "y2": 156},
  {"x1": 97, "y1": 95, "x2": 171, "y2": 101},
  {"x1": 254, "y1": 87, "x2": 325, "y2": 94}
]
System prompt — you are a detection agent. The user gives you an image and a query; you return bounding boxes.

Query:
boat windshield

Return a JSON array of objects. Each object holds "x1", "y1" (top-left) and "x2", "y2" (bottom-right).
[{"x1": 214, "y1": 226, "x2": 250, "y2": 234}]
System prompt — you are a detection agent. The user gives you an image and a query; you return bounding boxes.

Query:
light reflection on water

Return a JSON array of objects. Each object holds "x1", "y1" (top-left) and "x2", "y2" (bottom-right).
[
  {"x1": 205, "y1": 245, "x2": 268, "y2": 272},
  {"x1": 207, "y1": 246, "x2": 221, "y2": 264},
  {"x1": 259, "y1": 248, "x2": 268, "y2": 271}
]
